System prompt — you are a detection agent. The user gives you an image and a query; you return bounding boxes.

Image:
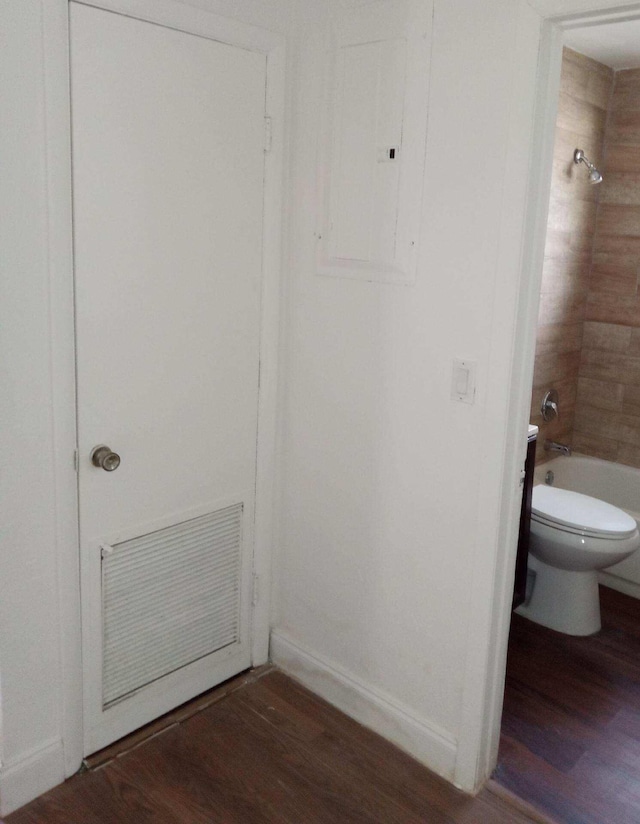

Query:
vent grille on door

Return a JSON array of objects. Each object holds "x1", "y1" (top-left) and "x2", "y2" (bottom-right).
[{"x1": 101, "y1": 504, "x2": 243, "y2": 708}]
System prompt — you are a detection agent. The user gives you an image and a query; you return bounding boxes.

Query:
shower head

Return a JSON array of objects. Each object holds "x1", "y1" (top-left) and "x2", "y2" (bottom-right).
[
  {"x1": 574, "y1": 149, "x2": 603, "y2": 185},
  {"x1": 589, "y1": 168, "x2": 603, "y2": 185}
]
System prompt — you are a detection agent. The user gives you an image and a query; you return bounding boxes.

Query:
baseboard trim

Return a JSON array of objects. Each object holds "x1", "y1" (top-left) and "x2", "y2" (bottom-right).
[
  {"x1": 485, "y1": 779, "x2": 559, "y2": 824},
  {"x1": 599, "y1": 572, "x2": 640, "y2": 601},
  {"x1": 270, "y1": 630, "x2": 457, "y2": 781},
  {"x1": 0, "y1": 739, "x2": 65, "y2": 816}
]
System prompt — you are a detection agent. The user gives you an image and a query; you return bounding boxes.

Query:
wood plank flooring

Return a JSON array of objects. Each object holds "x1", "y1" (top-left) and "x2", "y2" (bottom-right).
[
  {"x1": 7, "y1": 669, "x2": 547, "y2": 824},
  {"x1": 495, "y1": 585, "x2": 640, "y2": 824}
]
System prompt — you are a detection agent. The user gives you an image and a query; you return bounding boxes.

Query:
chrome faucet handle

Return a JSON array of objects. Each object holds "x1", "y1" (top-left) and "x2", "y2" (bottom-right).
[
  {"x1": 544, "y1": 440, "x2": 572, "y2": 456},
  {"x1": 541, "y1": 389, "x2": 559, "y2": 422}
]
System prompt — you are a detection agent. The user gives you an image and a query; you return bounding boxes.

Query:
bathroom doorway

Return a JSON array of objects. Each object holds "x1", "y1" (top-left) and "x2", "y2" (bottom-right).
[{"x1": 494, "y1": 13, "x2": 640, "y2": 824}]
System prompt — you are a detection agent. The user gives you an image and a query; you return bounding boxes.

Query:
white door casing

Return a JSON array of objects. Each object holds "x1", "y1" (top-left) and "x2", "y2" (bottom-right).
[
  {"x1": 67, "y1": 0, "x2": 284, "y2": 755},
  {"x1": 467, "y1": 0, "x2": 640, "y2": 794}
]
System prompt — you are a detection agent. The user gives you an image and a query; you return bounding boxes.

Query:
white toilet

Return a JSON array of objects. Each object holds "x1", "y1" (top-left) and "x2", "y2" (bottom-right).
[{"x1": 517, "y1": 484, "x2": 640, "y2": 636}]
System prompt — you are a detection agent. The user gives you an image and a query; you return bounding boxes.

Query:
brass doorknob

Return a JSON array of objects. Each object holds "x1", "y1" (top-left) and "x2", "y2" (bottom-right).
[{"x1": 91, "y1": 445, "x2": 121, "y2": 472}]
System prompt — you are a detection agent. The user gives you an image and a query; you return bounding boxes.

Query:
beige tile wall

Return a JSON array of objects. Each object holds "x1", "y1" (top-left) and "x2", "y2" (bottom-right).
[
  {"x1": 575, "y1": 67, "x2": 640, "y2": 467},
  {"x1": 531, "y1": 48, "x2": 613, "y2": 463}
]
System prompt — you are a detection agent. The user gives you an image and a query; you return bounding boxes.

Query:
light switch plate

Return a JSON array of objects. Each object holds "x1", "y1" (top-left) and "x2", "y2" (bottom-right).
[{"x1": 451, "y1": 358, "x2": 477, "y2": 404}]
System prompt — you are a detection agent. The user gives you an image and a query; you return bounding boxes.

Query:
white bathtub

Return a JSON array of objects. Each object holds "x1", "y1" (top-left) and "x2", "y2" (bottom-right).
[{"x1": 534, "y1": 454, "x2": 640, "y2": 599}]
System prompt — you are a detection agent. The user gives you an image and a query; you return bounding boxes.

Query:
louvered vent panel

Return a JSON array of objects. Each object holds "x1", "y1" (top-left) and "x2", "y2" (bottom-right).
[{"x1": 102, "y1": 504, "x2": 243, "y2": 708}]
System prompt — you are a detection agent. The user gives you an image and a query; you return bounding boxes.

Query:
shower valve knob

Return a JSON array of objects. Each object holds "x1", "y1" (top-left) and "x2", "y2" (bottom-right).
[{"x1": 541, "y1": 390, "x2": 559, "y2": 422}]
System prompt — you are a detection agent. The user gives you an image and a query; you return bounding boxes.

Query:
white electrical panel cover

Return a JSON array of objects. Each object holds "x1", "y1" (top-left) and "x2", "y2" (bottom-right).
[{"x1": 316, "y1": 0, "x2": 433, "y2": 284}]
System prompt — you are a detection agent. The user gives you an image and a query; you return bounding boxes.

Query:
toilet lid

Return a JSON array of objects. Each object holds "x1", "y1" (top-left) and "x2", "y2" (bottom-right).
[{"x1": 531, "y1": 485, "x2": 638, "y2": 538}]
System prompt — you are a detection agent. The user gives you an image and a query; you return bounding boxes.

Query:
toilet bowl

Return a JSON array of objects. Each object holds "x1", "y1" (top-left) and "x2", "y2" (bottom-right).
[{"x1": 516, "y1": 485, "x2": 640, "y2": 636}]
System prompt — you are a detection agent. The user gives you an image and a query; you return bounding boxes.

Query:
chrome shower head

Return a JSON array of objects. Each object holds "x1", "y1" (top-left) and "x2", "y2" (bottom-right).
[
  {"x1": 574, "y1": 148, "x2": 603, "y2": 185},
  {"x1": 589, "y1": 168, "x2": 603, "y2": 185}
]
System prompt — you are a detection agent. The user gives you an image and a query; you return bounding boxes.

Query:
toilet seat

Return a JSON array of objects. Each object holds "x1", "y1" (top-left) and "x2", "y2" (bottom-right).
[{"x1": 531, "y1": 485, "x2": 637, "y2": 540}]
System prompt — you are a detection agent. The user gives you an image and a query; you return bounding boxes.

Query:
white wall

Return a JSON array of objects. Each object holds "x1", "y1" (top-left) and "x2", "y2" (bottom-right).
[
  {"x1": 271, "y1": 0, "x2": 543, "y2": 787},
  {"x1": 0, "y1": 2, "x2": 68, "y2": 811},
  {"x1": 3, "y1": 0, "x2": 600, "y2": 813}
]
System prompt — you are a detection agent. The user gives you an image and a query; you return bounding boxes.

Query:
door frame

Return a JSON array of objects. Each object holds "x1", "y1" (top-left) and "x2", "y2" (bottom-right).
[
  {"x1": 461, "y1": 0, "x2": 640, "y2": 794},
  {"x1": 42, "y1": 0, "x2": 286, "y2": 774}
]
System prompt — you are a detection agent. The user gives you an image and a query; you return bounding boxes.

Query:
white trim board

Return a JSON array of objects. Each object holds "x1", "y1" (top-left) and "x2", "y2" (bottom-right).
[
  {"x1": 253, "y1": 36, "x2": 287, "y2": 667},
  {"x1": 270, "y1": 630, "x2": 458, "y2": 781},
  {"x1": 72, "y1": 0, "x2": 284, "y2": 52},
  {"x1": 42, "y1": 0, "x2": 84, "y2": 782},
  {"x1": 528, "y1": 0, "x2": 640, "y2": 19},
  {"x1": 0, "y1": 740, "x2": 65, "y2": 817}
]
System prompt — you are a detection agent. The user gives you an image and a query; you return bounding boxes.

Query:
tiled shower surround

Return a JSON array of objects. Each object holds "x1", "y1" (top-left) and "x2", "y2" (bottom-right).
[
  {"x1": 533, "y1": 49, "x2": 640, "y2": 469},
  {"x1": 577, "y1": 65, "x2": 640, "y2": 465}
]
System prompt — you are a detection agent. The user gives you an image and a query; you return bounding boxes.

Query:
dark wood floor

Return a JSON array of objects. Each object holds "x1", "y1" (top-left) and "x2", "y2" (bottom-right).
[
  {"x1": 7, "y1": 669, "x2": 547, "y2": 824},
  {"x1": 495, "y1": 585, "x2": 640, "y2": 824}
]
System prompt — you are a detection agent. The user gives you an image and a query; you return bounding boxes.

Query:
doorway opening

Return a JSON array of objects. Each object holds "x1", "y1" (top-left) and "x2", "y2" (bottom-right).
[{"x1": 495, "y1": 11, "x2": 640, "y2": 823}]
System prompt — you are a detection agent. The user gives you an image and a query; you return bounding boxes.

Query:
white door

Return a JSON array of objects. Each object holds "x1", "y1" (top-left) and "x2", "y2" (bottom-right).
[{"x1": 70, "y1": 2, "x2": 267, "y2": 753}]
